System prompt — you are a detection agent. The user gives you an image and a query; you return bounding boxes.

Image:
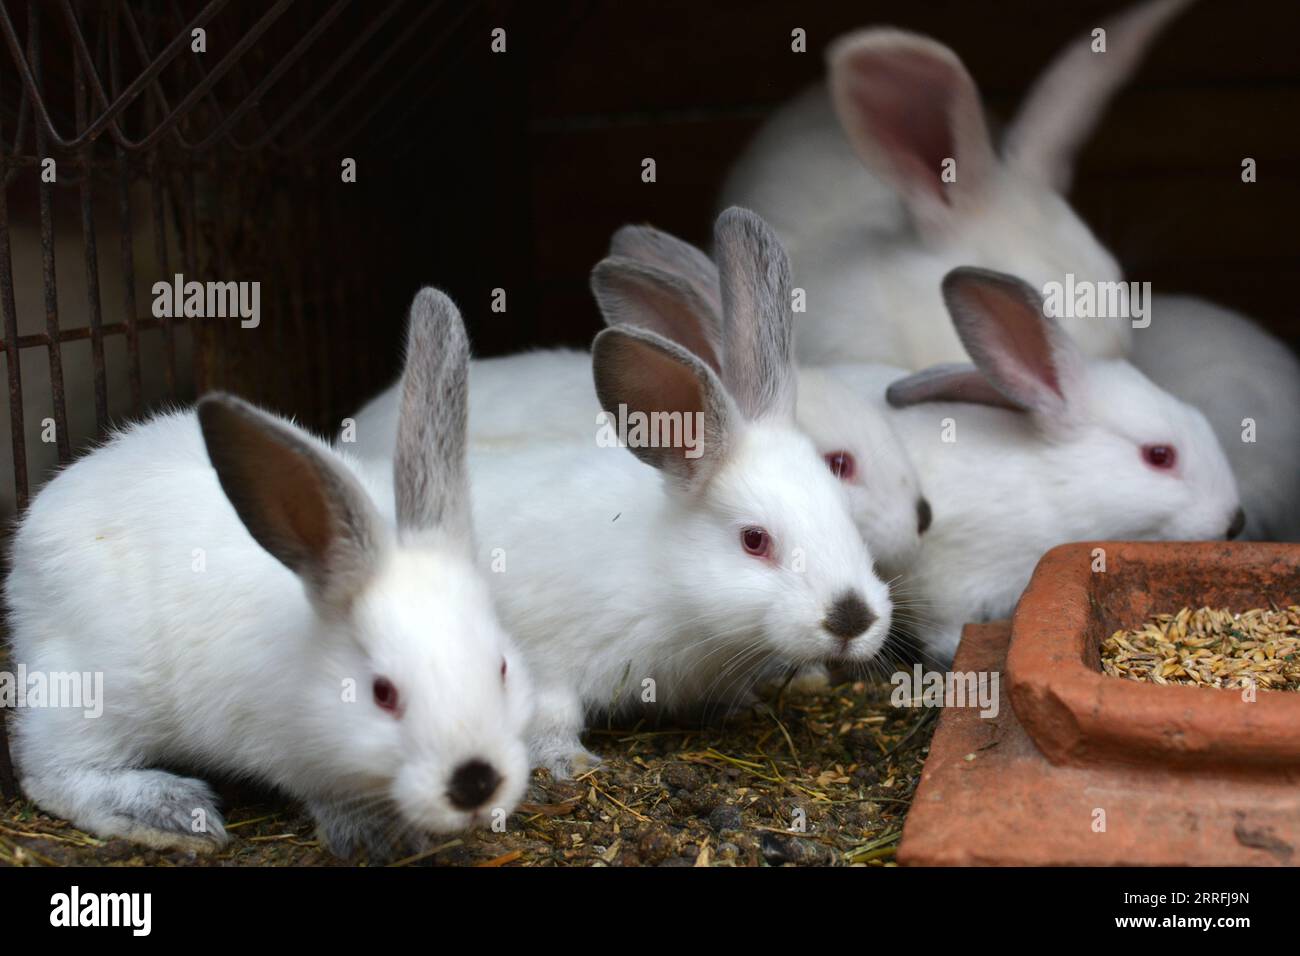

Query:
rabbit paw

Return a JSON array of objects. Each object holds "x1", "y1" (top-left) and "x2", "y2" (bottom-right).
[
  {"x1": 310, "y1": 800, "x2": 426, "y2": 863},
  {"x1": 785, "y1": 663, "x2": 832, "y2": 694},
  {"x1": 531, "y1": 735, "x2": 602, "y2": 780},
  {"x1": 114, "y1": 772, "x2": 228, "y2": 852},
  {"x1": 32, "y1": 767, "x2": 231, "y2": 853}
]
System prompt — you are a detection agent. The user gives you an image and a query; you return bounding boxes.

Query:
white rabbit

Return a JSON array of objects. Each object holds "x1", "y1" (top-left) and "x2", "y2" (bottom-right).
[
  {"x1": 349, "y1": 220, "x2": 930, "y2": 579},
  {"x1": 7, "y1": 288, "x2": 534, "y2": 859},
  {"x1": 719, "y1": 0, "x2": 1195, "y2": 369},
  {"x1": 1129, "y1": 295, "x2": 1300, "y2": 542},
  {"x1": 601, "y1": 220, "x2": 931, "y2": 577},
  {"x1": 834, "y1": 266, "x2": 1242, "y2": 663},
  {"x1": 461, "y1": 209, "x2": 894, "y2": 775}
]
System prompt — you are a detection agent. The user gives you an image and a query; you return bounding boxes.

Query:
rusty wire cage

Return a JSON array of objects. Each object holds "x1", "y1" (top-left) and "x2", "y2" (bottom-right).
[{"x1": 0, "y1": 0, "x2": 515, "y2": 798}]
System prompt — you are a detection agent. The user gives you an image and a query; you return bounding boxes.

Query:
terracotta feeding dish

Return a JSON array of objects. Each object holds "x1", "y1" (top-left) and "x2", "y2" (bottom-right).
[{"x1": 899, "y1": 541, "x2": 1300, "y2": 866}]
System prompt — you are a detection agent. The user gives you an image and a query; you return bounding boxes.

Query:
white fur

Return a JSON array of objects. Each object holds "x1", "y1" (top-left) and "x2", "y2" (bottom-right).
[
  {"x1": 352, "y1": 211, "x2": 896, "y2": 775},
  {"x1": 466, "y1": 419, "x2": 894, "y2": 774},
  {"x1": 8, "y1": 312, "x2": 534, "y2": 858},
  {"x1": 827, "y1": 348, "x2": 1240, "y2": 663},
  {"x1": 719, "y1": 1, "x2": 1194, "y2": 368},
  {"x1": 351, "y1": 351, "x2": 926, "y2": 578},
  {"x1": 1130, "y1": 295, "x2": 1300, "y2": 541},
  {"x1": 352, "y1": 349, "x2": 593, "y2": 457}
]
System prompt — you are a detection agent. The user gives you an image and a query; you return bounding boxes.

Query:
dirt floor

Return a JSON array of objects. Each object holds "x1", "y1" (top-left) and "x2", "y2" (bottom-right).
[{"x1": 0, "y1": 675, "x2": 934, "y2": 867}]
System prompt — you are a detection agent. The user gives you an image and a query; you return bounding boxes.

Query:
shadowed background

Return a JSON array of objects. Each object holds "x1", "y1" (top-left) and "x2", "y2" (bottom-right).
[{"x1": 0, "y1": 0, "x2": 1295, "y2": 511}]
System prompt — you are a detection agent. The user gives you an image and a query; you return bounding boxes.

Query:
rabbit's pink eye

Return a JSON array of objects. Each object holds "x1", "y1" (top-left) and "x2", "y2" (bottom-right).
[
  {"x1": 741, "y1": 527, "x2": 771, "y2": 558},
  {"x1": 824, "y1": 450, "x2": 856, "y2": 482},
  {"x1": 1142, "y1": 444, "x2": 1177, "y2": 470},
  {"x1": 373, "y1": 677, "x2": 401, "y2": 715}
]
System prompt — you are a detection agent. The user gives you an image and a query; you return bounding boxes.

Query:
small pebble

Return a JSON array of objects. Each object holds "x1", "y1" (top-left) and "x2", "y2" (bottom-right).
[{"x1": 708, "y1": 804, "x2": 743, "y2": 832}]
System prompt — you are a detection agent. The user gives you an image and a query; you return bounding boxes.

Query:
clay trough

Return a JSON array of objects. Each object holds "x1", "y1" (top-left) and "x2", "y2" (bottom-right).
[{"x1": 899, "y1": 541, "x2": 1300, "y2": 866}]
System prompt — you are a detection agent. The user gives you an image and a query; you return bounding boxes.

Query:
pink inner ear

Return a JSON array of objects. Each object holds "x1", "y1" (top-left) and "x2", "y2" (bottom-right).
[
  {"x1": 968, "y1": 284, "x2": 1063, "y2": 400},
  {"x1": 843, "y1": 48, "x2": 960, "y2": 206}
]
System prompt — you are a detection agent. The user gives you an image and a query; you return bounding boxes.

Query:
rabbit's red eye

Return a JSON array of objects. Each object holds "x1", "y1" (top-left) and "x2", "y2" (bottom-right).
[
  {"x1": 1142, "y1": 444, "x2": 1177, "y2": 470},
  {"x1": 500, "y1": 658, "x2": 508, "y2": 683},
  {"x1": 373, "y1": 677, "x2": 400, "y2": 715},
  {"x1": 741, "y1": 527, "x2": 771, "y2": 558},
  {"x1": 824, "y1": 450, "x2": 856, "y2": 482}
]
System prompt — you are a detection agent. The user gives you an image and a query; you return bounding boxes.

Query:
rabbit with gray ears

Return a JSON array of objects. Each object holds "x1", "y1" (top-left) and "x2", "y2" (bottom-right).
[
  {"x1": 599, "y1": 220, "x2": 931, "y2": 577},
  {"x1": 834, "y1": 267, "x2": 1242, "y2": 663},
  {"x1": 459, "y1": 209, "x2": 893, "y2": 776},
  {"x1": 720, "y1": 0, "x2": 1194, "y2": 369},
  {"x1": 1130, "y1": 296, "x2": 1300, "y2": 542},
  {"x1": 349, "y1": 216, "x2": 929, "y2": 579},
  {"x1": 7, "y1": 289, "x2": 534, "y2": 860}
]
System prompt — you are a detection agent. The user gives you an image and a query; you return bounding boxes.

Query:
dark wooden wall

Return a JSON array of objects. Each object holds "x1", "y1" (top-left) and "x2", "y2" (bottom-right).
[{"x1": 375, "y1": 0, "x2": 1299, "y2": 369}]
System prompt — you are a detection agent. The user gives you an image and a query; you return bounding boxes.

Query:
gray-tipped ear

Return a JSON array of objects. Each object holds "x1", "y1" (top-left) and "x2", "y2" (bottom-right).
[
  {"x1": 591, "y1": 257, "x2": 724, "y2": 375},
  {"x1": 1005, "y1": 0, "x2": 1195, "y2": 192},
  {"x1": 886, "y1": 363, "x2": 1028, "y2": 412},
  {"x1": 199, "y1": 393, "x2": 386, "y2": 611},
  {"x1": 609, "y1": 223, "x2": 725, "y2": 323},
  {"x1": 940, "y1": 267, "x2": 1083, "y2": 420},
  {"x1": 713, "y1": 207, "x2": 797, "y2": 420},
  {"x1": 591, "y1": 325, "x2": 737, "y2": 489},
  {"x1": 393, "y1": 288, "x2": 472, "y2": 545}
]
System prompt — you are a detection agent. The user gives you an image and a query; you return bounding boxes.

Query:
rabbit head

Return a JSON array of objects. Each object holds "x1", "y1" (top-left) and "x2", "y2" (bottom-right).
[
  {"x1": 825, "y1": 0, "x2": 1196, "y2": 358},
  {"x1": 604, "y1": 212, "x2": 928, "y2": 578},
  {"x1": 887, "y1": 267, "x2": 1243, "y2": 543},
  {"x1": 590, "y1": 208, "x2": 894, "y2": 666},
  {"x1": 199, "y1": 289, "x2": 533, "y2": 836}
]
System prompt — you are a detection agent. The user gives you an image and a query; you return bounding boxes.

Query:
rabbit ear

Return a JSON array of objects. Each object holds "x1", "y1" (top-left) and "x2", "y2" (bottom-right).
[
  {"x1": 592, "y1": 325, "x2": 738, "y2": 490},
  {"x1": 940, "y1": 267, "x2": 1085, "y2": 421},
  {"x1": 826, "y1": 29, "x2": 996, "y2": 238},
  {"x1": 713, "y1": 207, "x2": 797, "y2": 420},
  {"x1": 199, "y1": 393, "x2": 387, "y2": 612},
  {"x1": 591, "y1": 257, "x2": 724, "y2": 375},
  {"x1": 886, "y1": 363, "x2": 1027, "y2": 412},
  {"x1": 393, "y1": 287, "x2": 473, "y2": 546},
  {"x1": 1005, "y1": 0, "x2": 1195, "y2": 192},
  {"x1": 609, "y1": 224, "x2": 724, "y2": 324}
]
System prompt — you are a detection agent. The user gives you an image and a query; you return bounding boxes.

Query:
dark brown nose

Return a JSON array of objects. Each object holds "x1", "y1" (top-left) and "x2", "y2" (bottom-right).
[
  {"x1": 823, "y1": 592, "x2": 876, "y2": 641},
  {"x1": 1226, "y1": 507, "x2": 1246, "y2": 540},
  {"x1": 448, "y1": 759, "x2": 501, "y2": 810},
  {"x1": 917, "y1": 497, "x2": 933, "y2": 535}
]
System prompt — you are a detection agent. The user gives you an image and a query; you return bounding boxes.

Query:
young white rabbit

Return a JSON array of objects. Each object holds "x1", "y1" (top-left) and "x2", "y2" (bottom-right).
[
  {"x1": 1129, "y1": 295, "x2": 1300, "y2": 542},
  {"x1": 840, "y1": 266, "x2": 1242, "y2": 663},
  {"x1": 7, "y1": 289, "x2": 534, "y2": 859},
  {"x1": 349, "y1": 219, "x2": 930, "y2": 579},
  {"x1": 601, "y1": 221, "x2": 931, "y2": 577},
  {"x1": 719, "y1": 0, "x2": 1195, "y2": 368},
  {"x1": 463, "y1": 209, "x2": 894, "y2": 775}
]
